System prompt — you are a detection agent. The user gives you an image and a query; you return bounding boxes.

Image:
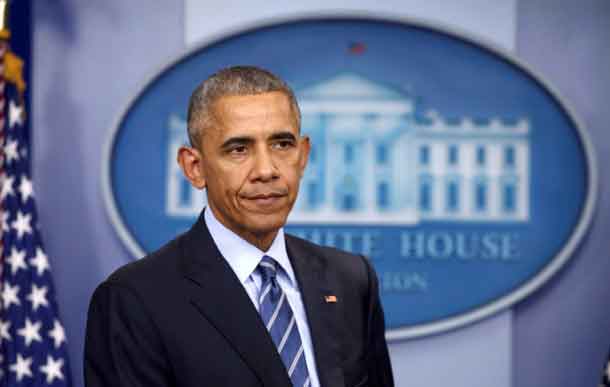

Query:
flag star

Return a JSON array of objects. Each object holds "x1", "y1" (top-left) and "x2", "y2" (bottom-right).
[
  {"x1": 26, "y1": 284, "x2": 49, "y2": 311},
  {"x1": 17, "y1": 318, "x2": 42, "y2": 347},
  {"x1": 0, "y1": 320, "x2": 11, "y2": 342},
  {"x1": 30, "y1": 247, "x2": 50, "y2": 276},
  {"x1": 40, "y1": 355, "x2": 65, "y2": 384},
  {"x1": 9, "y1": 353, "x2": 32, "y2": 382},
  {"x1": 6, "y1": 247, "x2": 27, "y2": 275},
  {"x1": 18, "y1": 175, "x2": 34, "y2": 202},
  {"x1": 1, "y1": 212, "x2": 8, "y2": 232},
  {"x1": 9, "y1": 100, "x2": 24, "y2": 128},
  {"x1": 4, "y1": 139, "x2": 19, "y2": 163},
  {"x1": 2, "y1": 282, "x2": 20, "y2": 308},
  {"x1": 11, "y1": 211, "x2": 32, "y2": 239},
  {"x1": 48, "y1": 319, "x2": 66, "y2": 349},
  {"x1": 1, "y1": 175, "x2": 14, "y2": 199}
]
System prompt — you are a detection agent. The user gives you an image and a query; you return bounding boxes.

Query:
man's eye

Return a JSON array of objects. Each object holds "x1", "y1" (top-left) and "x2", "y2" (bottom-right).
[
  {"x1": 228, "y1": 146, "x2": 247, "y2": 154},
  {"x1": 272, "y1": 140, "x2": 294, "y2": 150}
]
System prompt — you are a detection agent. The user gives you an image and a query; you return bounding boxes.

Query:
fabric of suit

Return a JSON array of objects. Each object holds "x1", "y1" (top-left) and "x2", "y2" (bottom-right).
[{"x1": 84, "y1": 212, "x2": 394, "y2": 387}]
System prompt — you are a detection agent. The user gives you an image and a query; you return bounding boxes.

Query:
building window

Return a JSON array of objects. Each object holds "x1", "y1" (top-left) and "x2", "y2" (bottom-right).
[
  {"x1": 475, "y1": 179, "x2": 487, "y2": 211},
  {"x1": 448, "y1": 145, "x2": 459, "y2": 165},
  {"x1": 503, "y1": 181, "x2": 517, "y2": 213},
  {"x1": 419, "y1": 176, "x2": 433, "y2": 212},
  {"x1": 344, "y1": 144, "x2": 354, "y2": 164},
  {"x1": 504, "y1": 146, "x2": 515, "y2": 168},
  {"x1": 376, "y1": 144, "x2": 388, "y2": 165},
  {"x1": 419, "y1": 145, "x2": 430, "y2": 166},
  {"x1": 365, "y1": 112, "x2": 378, "y2": 121},
  {"x1": 476, "y1": 146, "x2": 486, "y2": 166},
  {"x1": 307, "y1": 182, "x2": 317, "y2": 208},
  {"x1": 377, "y1": 182, "x2": 389, "y2": 209},
  {"x1": 342, "y1": 194, "x2": 356, "y2": 211},
  {"x1": 446, "y1": 180, "x2": 459, "y2": 212}
]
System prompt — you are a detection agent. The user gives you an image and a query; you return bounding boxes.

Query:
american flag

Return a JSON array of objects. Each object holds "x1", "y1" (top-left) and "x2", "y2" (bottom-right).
[{"x1": 0, "y1": 2, "x2": 73, "y2": 385}]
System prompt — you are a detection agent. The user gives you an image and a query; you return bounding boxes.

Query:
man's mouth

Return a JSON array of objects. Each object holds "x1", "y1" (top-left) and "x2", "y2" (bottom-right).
[
  {"x1": 249, "y1": 193, "x2": 284, "y2": 199},
  {"x1": 241, "y1": 191, "x2": 288, "y2": 206}
]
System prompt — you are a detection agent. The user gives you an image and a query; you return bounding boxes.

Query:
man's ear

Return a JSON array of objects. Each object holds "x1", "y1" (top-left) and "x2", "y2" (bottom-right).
[
  {"x1": 298, "y1": 136, "x2": 311, "y2": 177},
  {"x1": 177, "y1": 146, "x2": 207, "y2": 189}
]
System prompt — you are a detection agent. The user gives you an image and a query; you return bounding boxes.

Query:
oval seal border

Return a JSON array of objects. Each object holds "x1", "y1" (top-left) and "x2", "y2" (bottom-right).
[{"x1": 101, "y1": 13, "x2": 598, "y2": 340}]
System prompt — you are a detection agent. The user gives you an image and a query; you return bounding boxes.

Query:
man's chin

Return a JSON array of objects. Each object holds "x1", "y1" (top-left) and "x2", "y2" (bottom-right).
[
  {"x1": 240, "y1": 196, "x2": 291, "y2": 214},
  {"x1": 242, "y1": 215, "x2": 288, "y2": 234}
]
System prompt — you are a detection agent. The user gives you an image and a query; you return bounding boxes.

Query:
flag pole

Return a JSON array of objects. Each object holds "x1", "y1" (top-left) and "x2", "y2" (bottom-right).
[{"x1": 0, "y1": 0, "x2": 9, "y2": 39}]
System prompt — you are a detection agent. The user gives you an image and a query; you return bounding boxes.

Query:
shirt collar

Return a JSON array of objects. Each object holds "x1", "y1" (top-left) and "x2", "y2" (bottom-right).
[{"x1": 204, "y1": 207, "x2": 296, "y2": 286}]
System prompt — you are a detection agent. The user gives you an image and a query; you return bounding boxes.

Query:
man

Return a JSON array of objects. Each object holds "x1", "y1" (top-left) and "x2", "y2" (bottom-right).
[{"x1": 85, "y1": 66, "x2": 394, "y2": 387}]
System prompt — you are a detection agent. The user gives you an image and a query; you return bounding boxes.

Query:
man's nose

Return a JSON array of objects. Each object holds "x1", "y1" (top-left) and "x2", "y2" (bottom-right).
[{"x1": 251, "y1": 147, "x2": 279, "y2": 182}]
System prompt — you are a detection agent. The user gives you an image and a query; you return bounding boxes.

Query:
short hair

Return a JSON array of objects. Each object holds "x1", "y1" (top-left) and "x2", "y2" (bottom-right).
[{"x1": 186, "y1": 66, "x2": 301, "y2": 147}]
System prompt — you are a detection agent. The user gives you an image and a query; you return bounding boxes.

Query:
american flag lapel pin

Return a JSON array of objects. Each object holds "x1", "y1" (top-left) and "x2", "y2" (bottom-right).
[{"x1": 324, "y1": 295, "x2": 338, "y2": 303}]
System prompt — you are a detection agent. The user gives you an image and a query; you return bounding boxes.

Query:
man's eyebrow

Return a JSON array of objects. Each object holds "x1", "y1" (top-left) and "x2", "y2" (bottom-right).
[
  {"x1": 220, "y1": 136, "x2": 254, "y2": 149},
  {"x1": 268, "y1": 131, "x2": 297, "y2": 141}
]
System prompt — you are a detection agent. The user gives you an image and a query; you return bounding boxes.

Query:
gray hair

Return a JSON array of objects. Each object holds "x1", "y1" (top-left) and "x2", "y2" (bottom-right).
[{"x1": 186, "y1": 66, "x2": 301, "y2": 147}]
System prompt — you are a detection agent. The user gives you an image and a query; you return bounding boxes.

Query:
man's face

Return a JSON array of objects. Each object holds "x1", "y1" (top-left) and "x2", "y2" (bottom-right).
[{"x1": 194, "y1": 91, "x2": 309, "y2": 247}]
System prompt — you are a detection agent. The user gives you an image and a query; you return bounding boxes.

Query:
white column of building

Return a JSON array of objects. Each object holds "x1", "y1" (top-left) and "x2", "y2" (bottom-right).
[
  {"x1": 432, "y1": 142, "x2": 445, "y2": 218},
  {"x1": 517, "y1": 140, "x2": 530, "y2": 221},
  {"x1": 323, "y1": 114, "x2": 334, "y2": 213},
  {"x1": 488, "y1": 143, "x2": 502, "y2": 219},
  {"x1": 362, "y1": 121, "x2": 376, "y2": 214},
  {"x1": 461, "y1": 142, "x2": 475, "y2": 218},
  {"x1": 396, "y1": 134, "x2": 410, "y2": 213}
]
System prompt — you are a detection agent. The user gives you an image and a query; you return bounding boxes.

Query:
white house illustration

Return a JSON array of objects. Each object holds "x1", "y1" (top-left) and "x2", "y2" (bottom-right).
[{"x1": 165, "y1": 73, "x2": 530, "y2": 223}]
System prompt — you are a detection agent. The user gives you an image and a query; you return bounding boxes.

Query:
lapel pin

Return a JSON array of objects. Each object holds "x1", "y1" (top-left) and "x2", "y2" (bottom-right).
[{"x1": 324, "y1": 295, "x2": 338, "y2": 303}]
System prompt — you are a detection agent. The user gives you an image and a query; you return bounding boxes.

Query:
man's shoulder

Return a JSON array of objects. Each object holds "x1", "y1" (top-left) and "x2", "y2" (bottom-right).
[
  {"x1": 285, "y1": 233, "x2": 360, "y2": 260},
  {"x1": 86, "y1": 233, "x2": 191, "y2": 342},
  {"x1": 285, "y1": 233, "x2": 373, "y2": 285},
  {"x1": 104, "y1": 233, "x2": 185, "y2": 289}
]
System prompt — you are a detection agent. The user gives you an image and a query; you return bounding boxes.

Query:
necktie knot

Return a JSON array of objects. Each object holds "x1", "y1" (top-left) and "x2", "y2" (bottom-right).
[{"x1": 258, "y1": 255, "x2": 278, "y2": 283}]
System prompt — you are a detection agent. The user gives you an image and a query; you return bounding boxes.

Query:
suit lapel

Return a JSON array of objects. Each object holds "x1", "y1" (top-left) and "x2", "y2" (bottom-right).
[
  {"x1": 179, "y1": 214, "x2": 291, "y2": 387},
  {"x1": 286, "y1": 236, "x2": 345, "y2": 387}
]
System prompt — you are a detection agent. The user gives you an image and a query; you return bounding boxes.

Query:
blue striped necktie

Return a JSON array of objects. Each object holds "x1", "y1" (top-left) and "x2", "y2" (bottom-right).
[{"x1": 257, "y1": 255, "x2": 310, "y2": 387}]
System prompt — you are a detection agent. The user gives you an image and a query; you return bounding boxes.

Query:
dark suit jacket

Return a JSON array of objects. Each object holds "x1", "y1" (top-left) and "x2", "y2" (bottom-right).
[{"x1": 84, "y1": 213, "x2": 394, "y2": 387}]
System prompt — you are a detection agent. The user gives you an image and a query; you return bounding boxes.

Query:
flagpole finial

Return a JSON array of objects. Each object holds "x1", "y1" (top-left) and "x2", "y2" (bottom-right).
[{"x1": 0, "y1": 0, "x2": 9, "y2": 40}]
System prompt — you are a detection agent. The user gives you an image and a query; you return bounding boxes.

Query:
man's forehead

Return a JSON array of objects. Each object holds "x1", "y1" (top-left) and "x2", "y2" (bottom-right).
[
  {"x1": 213, "y1": 91, "x2": 293, "y2": 115},
  {"x1": 207, "y1": 92, "x2": 298, "y2": 135}
]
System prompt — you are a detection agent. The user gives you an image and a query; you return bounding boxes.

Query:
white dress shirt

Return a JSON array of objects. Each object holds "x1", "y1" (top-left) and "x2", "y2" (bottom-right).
[{"x1": 204, "y1": 208, "x2": 321, "y2": 387}]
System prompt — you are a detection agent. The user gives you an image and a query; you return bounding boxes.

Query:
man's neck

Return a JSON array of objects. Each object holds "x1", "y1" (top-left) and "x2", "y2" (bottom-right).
[{"x1": 206, "y1": 207, "x2": 279, "y2": 252}]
